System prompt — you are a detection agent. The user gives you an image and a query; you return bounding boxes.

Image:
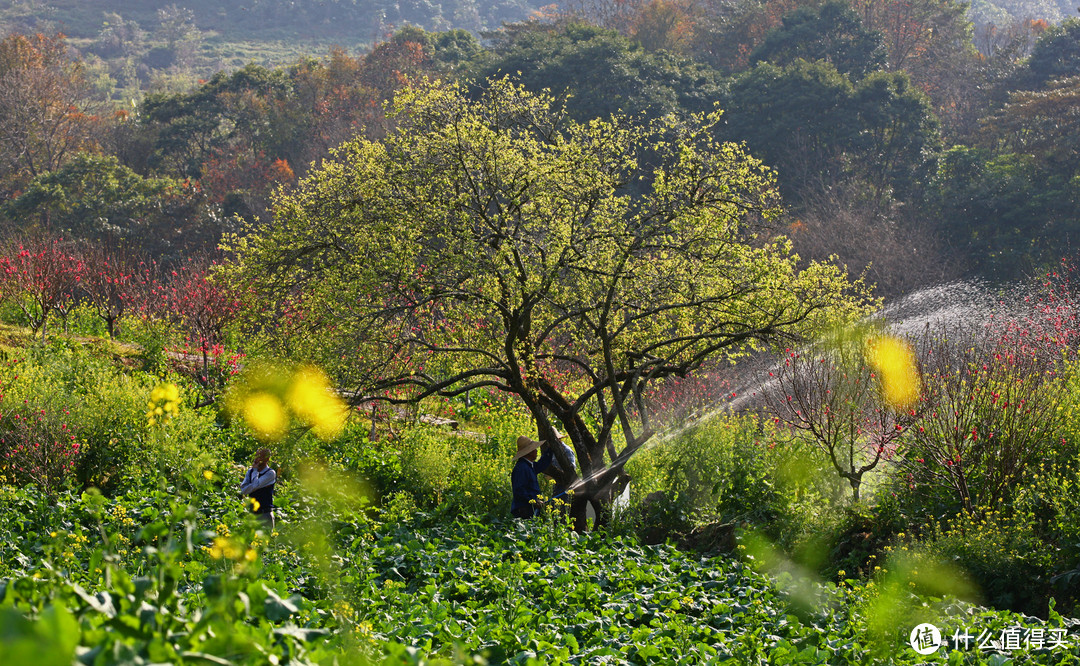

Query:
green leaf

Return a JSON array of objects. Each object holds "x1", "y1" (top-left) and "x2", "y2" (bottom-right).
[
  {"x1": 263, "y1": 585, "x2": 301, "y2": 622},
  {"x1": 70, "y1": 583, "x2": 116, "y2": 618}
]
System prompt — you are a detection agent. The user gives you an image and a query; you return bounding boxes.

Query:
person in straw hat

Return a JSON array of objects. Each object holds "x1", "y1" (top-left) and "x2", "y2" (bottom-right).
[{"x1": 510, "y1": 434, "x2": 554, "y2": 519}]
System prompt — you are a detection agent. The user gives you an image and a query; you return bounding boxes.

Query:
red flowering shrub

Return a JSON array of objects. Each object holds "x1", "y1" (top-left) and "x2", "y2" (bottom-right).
[
  {"x1": 0, "y1": 397, "x2": 80, "y2": 494},
  {"x1": 77, "y1": 244, "x2": 136, "y2": 339},
  {"x1": 898, "y1": 318, "x2": 1067, "y2": 516},
  {"x1": 162, "y1": 257, "x2": 245, "y2": 400}
]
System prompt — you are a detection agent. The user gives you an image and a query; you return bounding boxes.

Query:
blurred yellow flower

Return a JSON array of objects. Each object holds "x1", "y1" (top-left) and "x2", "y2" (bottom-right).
[
  {"x1": 243, "y1": 392, "x2": 287, "y2": 440},
  {"x1": 286, "y1": 365, "x2": 347, "y2": 440},
  {"x1": 206, "y1": 536, "x2": 243, "y2": 560},
  {"x1": 866, "y1": 335, "x2": 920, "y2": 409}
]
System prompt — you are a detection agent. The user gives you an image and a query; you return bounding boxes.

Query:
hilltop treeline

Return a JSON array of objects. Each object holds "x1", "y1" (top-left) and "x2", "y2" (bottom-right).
[{"x1": 2, "y1": 7, "x2": 1079, "y2": 292}]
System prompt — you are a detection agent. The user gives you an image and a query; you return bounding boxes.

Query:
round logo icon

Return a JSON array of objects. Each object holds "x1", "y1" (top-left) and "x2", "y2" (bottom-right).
[{"x1": 909, "y1": 623, "x2": 942, "y2": 655}]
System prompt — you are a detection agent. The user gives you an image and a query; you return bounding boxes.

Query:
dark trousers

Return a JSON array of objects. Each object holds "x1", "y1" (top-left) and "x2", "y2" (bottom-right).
[
  {"x1": 256, "y1": 510, "x2": 275, "y2": 530},
  {"x1": 512, "y1": 505, "x2": 536, "y2": 519}
]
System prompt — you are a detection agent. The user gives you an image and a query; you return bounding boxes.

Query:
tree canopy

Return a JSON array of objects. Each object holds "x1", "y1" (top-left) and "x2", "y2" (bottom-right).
[
  {"x1": 1018, "y1": 18, "x2": 1080, "y2": 90},
  {"x1": 3, "y1": 152, "x2": 214, "y2": 259},
  {"x1": 749, "y1": 0, "x2": 886, "y2": 80},
  {"x1": 469, "y1": 23, "x2": 726, "y2": 122},
  {"x1": 0, "y1": 32, "x2": 99, "y2": 197},
  {"x1": 721, "y1": 59, "x2": 940, "y2": 207},
  {"x1": 230, "y1": 78, "x2": 871, "y2": 525}
]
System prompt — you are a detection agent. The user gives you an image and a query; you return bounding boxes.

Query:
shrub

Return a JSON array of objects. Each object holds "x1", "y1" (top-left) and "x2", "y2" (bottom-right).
[
  {"x1": 0, "y1": 340, "x2": 233, "y2": 492},
  {"x1": 397, "y1": 426, "x2": 510, "y2": 518},
  {"x1": 628, "y1": 416, "x2": 769, "y2": 523},
  {"x1": 68, "y1": 367, "x2": 155, "y2": 491},
  {"x1": 142, "y1": 407, "x2": 234, "y2": 489},
  {"x1": 323, "y1": 424, "x2": 405, "y2": 492},
  {"x1": 1051, "y1": 357, "x2": 1080, "y2": 468},
  {"x1": 1007, "y1": 460, "x2": 1080, "y2": 615},
  {"x1": 0, "y1": 397, "x2": 80, "y2": 494},
  {"x1": 809, "y1": 496, "x2": 909, "y2": 580},
  {"x1": 916, "y1": 509, "x2": 1055, "y2": 615},
  {"x1": 446, "y1": 435, "x2": 511, "y2": 517},
  {"x1": 400, "y1": 427, "x2": 454, "y2": 506},
  {"x1": 121, "y1": 314, "x2": 171, "y2": 374},
  {"x1": 619, "y1": 489, "x2": 695, "y2": 545},
  {"x1": 626, "y1": 414, "x2": 839, "y2": 546}
]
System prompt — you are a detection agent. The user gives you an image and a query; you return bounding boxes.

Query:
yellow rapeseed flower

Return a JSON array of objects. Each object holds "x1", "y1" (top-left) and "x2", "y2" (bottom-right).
[
  {"x1": 147, "y1": 382, "x2": 181, "y2": 426},
  {"x1": 207, "y1": 536, "x2": 243, "y2": 560}
]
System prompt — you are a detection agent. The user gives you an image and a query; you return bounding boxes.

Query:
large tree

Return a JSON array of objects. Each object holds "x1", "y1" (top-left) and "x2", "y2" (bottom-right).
[
  {"x1": 469, "y1": 23, "x2": 725, "y2": 123},
  {"x1": 0, "y1": 32, "x2": 99, "y2": 197},
  {"x1": 1016, "y1": 18, "x2": 1080, "y2": 92},
  {"x1": 749, "y1": 0, "x2": 886, "y2": 80},
  {"x1": 230, "y1": 78, "x2": 870, "y2": 526},
  {"x1": 721, "y1": 59, "x2": 940, "y2": 209},
  {"x1": 3, "y1": 153, "x2": 214, "y2": 261}
]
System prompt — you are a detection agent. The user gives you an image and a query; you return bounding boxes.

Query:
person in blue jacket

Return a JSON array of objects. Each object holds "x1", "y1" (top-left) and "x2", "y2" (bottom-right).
[
  {"x1": 511, "y1": 435, "x2": 553, "y2": 519},
  {"x1": 240, "y1": 448, "x2": 276, "y2": 530}
]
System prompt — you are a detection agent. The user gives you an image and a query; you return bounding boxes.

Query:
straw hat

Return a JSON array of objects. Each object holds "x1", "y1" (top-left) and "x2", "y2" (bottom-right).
[{"x1": 515, "y1": 435, "x2": 544, "y2": 460}]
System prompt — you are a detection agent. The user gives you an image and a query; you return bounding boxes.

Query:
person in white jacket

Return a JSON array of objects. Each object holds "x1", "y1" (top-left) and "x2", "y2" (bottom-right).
[{"x1": 240, "y1": 448, "x2": 276, "y2": 530}]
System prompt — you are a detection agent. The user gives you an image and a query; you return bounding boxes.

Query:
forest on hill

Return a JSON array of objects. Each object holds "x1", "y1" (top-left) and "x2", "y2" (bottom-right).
[
  {"x1": 3, "y1": 0, "x2": 1075, "y2": 42},
  {"x1": 2, "y1": 0, "x2": 1079, "y2": 293},
  {"x1": 0, "y1": 0, "x2": 546, "y2": 42}
]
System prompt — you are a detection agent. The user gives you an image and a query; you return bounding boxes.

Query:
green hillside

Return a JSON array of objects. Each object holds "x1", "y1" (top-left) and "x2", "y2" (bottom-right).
[{"x1": 1, "y1": 0, "x2": 541, "y2": 45}]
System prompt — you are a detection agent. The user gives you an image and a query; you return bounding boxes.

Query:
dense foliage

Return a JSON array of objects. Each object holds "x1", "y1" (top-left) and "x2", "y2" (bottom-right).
[
  {"x1": 2, "y1": 2, "x2": 1079, "y2": 285},
  {"x1": 3, "y1": 441, "x2": 1080, "y2": 665},
  {"x1": 0, "y1": 267, "x2": 1077, "y2": 661}
]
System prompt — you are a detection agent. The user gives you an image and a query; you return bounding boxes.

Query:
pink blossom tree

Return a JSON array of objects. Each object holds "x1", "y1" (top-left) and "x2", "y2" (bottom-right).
[
  {"x1": 0, "y1": 235, "x2": 80, "y2": 340},
  {"x1": 761, "y1": 333, "x2": 919, "y2": 502},
  {"x1": 77, "y1": 243, "x2": 135, "y2": 339},
  {"x1": 163, "y1": 257, "x2": 245, "y2": 400}
]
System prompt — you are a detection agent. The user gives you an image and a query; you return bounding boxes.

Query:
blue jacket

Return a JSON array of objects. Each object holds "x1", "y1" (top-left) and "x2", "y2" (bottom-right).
[
  {"x1": 511, "y1": 448, "x2": 552, "y2": 516},
  {"x1": 241, "y1": 466, "x2": 276, "y2": 514}
]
